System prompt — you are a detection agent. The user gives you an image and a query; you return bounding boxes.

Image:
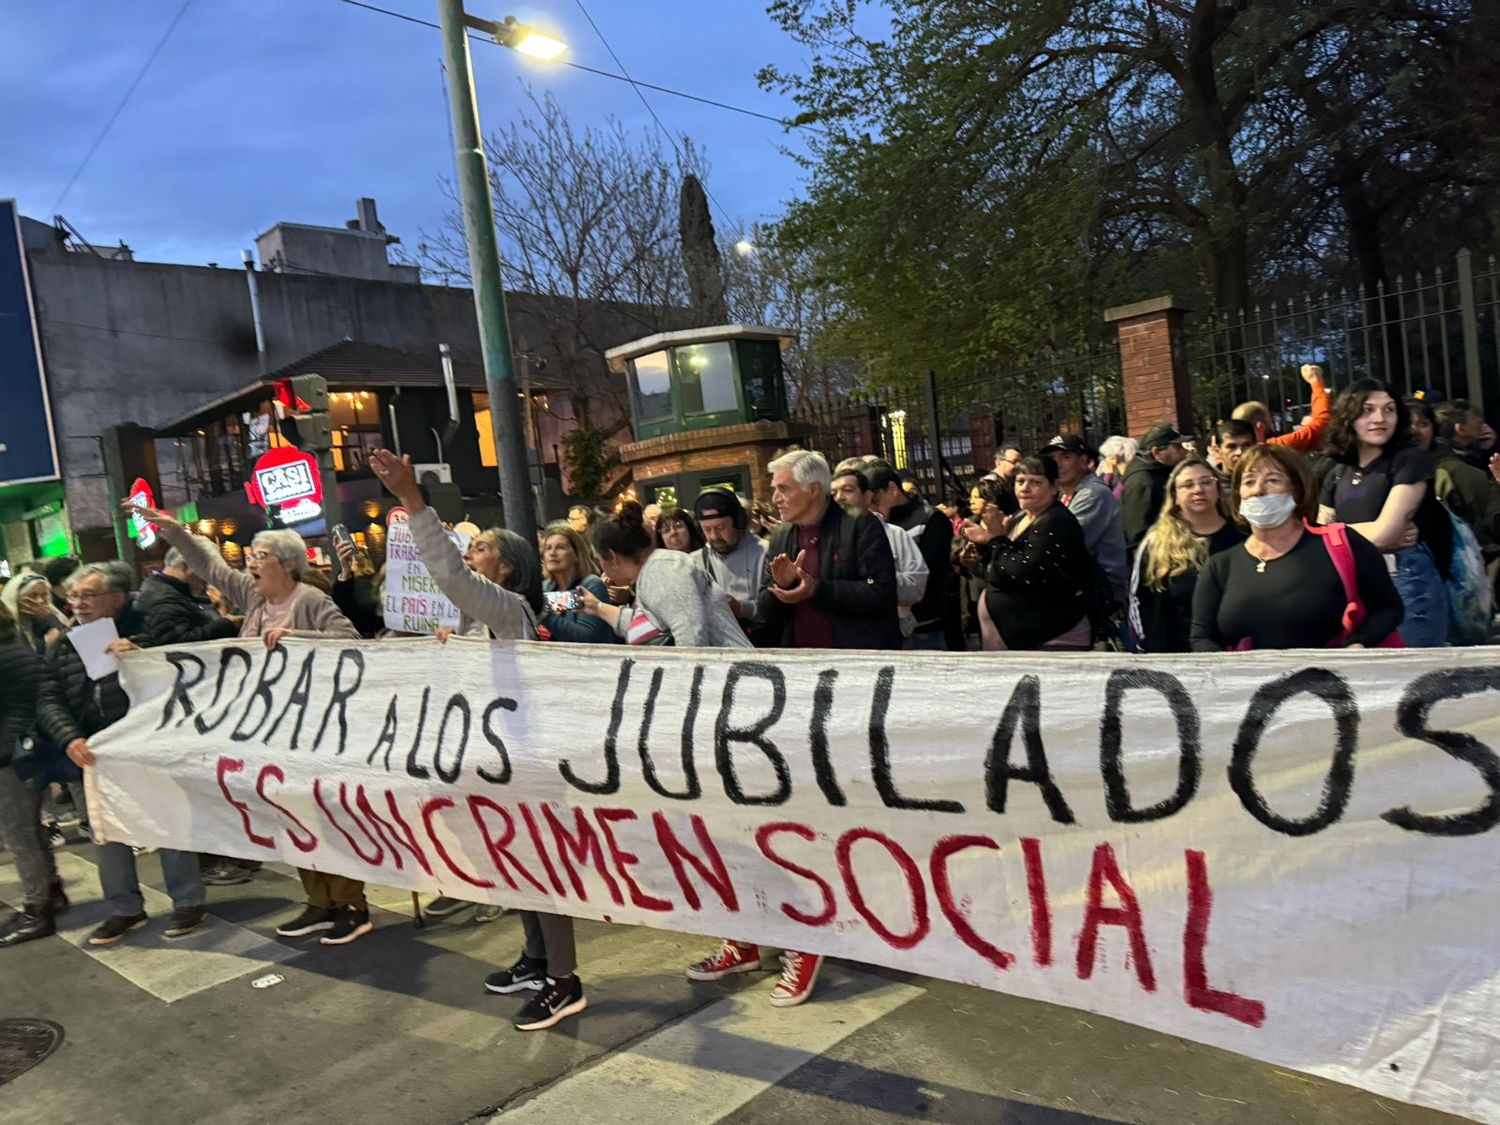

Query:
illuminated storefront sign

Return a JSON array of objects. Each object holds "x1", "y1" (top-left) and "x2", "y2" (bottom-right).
[{"x1": 245, "y1": 447, "x2": 322, "y2": 525}]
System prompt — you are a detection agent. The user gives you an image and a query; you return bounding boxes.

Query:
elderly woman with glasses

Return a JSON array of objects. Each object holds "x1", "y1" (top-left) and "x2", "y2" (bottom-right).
[{"x1": 130, "y1": 502, "x2": 370, "y2": 945}]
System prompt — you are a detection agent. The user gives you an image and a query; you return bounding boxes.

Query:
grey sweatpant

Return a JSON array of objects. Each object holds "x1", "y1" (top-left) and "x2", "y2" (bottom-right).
[
  {"x1": 0, "y1": 766, "x2": 59, "y2": 910},
  {"x1": 519, "y1": 910, "x2": 577, "y2": 978}
]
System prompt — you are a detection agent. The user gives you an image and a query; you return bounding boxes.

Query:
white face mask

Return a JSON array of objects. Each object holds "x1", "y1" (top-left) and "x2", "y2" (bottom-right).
[{"x1": 1239, "y1": 492, "x2": 1298, "y2": 529}]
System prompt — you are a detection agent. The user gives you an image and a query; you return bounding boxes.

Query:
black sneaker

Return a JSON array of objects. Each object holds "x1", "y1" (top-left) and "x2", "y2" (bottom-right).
[
  {"x1": 514, "y1": 975, "x2": 587, "y2": 1031},
  {"x1": 0, "y1": 908, "x2": 55, "y2": 948},
  {"x1": 47, "y1": 882, "x2": 69, "y2": 916},
  {"x1": 202, "y1": 863, "x2": 254, "y2": 887},
  {"x1": 164, "y1": 905, "x2": 207, "y2": 938},
  {"x1": 276, "y1": 905, "x2": 337, "y2": 937},
  {"x1": 425, "y1": 896, "x2": 469, "y2": 917},
  {"x1": 319, "y1": 907, "x2": 373, "y2": 946},
  {"x1": 89, "y1": 913, "x2": 148, "y2": 946},
  {"x1": 484, "y1": 953, "x2": 548, "y2": 994}
]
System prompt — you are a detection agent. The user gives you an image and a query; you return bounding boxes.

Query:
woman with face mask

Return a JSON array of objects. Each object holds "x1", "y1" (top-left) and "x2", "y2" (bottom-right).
[{"x1": 1190, "y1": 445, "x2": 1402, "y2": 650}]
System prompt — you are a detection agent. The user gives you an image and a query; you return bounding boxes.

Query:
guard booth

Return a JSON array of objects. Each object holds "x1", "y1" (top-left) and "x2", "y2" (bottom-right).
[{"x1": 606, "y1": 325, "x2": 804, "y2": 508}]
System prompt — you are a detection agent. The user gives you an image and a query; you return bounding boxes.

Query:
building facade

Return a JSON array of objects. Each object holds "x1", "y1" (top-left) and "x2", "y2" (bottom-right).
[{"x1": 0, "y1": 197, "x2": 678, "y2": 571}]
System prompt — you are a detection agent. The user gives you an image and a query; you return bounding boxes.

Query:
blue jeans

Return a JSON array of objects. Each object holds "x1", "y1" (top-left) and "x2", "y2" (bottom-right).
[
  {"x1": 1391, "y1": 544, "x2": 1448, "y2": 648},
  {"x1": 97, "y1": 843, "x2": 204, "y2": 916},
  {"x1": 906, "y1": 631, "x2": 947, "y2": 652}
]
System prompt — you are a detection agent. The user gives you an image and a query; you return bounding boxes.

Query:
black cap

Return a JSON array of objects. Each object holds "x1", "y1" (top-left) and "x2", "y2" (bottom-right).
[
  {"x1": 1142, "y1": 423, "x2": 1192, "y2": 448},
  {"x1": 693, "y1": 489, "x2": 743, "y2": 523},
  {"x1": 1043, "y1": 434, "x2": 1091, "y2": 456}
]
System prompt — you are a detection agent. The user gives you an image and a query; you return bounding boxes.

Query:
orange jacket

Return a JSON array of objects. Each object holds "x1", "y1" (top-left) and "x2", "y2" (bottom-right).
[{"x1": 1268, "y1": 379, "x2": 1330, "y2": 453}]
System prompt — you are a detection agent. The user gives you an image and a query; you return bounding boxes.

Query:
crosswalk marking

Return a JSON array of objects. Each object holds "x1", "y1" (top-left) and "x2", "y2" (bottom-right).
[
  {"x1": 0, "y1": 851, "x2": 300, "y2": 1004},
  {"x1": 491, "y1": 966, "x2": 924, "y2": 1123}
]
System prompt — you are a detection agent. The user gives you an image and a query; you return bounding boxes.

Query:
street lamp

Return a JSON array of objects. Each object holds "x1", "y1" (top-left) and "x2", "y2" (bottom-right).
[
  {"x1": 734, "y1": 239, "x2": 755, "y2": 256},
  {"x1": 434, "y1": 2, "x2": 568, "y2": 532},
  {"x1": 465, "y1": 13, "x2": 567, "y2": 60}
]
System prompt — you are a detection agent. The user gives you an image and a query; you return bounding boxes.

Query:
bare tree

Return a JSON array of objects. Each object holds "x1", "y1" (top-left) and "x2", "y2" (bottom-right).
[
  {"x1": 417, "y1": 86, "x2": 706, "y2": 433},
  {"x1": 720, "y1": 225, "x2": 859, "y2": 409}
]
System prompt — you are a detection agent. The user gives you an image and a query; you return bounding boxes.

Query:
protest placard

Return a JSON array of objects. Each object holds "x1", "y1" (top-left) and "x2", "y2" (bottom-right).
[{"x1": 380, "y1": 507, "x2": 466, "y2": 634}]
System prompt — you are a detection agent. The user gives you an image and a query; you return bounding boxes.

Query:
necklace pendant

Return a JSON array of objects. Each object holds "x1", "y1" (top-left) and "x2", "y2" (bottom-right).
[{"x1": 1256, "y1": 559, "x2": 1267, "y2": 573}]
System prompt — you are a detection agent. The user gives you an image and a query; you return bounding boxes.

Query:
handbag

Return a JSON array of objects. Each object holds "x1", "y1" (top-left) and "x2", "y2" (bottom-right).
[{"x1": 1302, "y1": 520, "x2": 1406, "y2": 648}]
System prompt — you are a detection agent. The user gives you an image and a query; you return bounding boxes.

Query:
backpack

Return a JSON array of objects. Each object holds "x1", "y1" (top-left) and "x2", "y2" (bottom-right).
[{"x1": 1443, "y1": 508, "x2": 1493, "y2": 645}]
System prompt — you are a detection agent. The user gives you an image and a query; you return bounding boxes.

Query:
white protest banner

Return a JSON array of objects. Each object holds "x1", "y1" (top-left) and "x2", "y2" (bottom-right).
[
  {"x1": 87, "y1": 640, "x2": 1500, "y2": 1123},
  {"x1": 380, "y1": 507, "x2": 465, "y2": 634}
]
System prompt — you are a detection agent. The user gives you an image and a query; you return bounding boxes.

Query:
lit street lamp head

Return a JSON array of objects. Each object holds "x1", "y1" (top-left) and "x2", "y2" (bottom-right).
[
  {"x1": 460, "y1": 11, "x2": 567, "y2": 60},
  {"x1": 499, "y1": 15, "x2": 567, "y2": 60}
]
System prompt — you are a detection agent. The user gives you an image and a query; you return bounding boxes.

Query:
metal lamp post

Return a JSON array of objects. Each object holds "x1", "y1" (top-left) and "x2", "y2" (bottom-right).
[{"x1": 433, "y1": 1, "x2": 563, "y2": 532}]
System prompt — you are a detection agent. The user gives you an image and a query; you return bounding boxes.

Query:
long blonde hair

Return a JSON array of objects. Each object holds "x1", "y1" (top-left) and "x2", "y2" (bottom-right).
[{"x1": 1141, "y1": 459, "x2": 1230, "y2": 591}]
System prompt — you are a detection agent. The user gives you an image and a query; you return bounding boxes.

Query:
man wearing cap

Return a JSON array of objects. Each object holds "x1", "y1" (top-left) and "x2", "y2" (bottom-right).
[
  {"x1": 1121, "y1": 425, "x2": 1190, "y2": 550},
  {"x1": 1043, "y1": 434, "x2": 1129, "y2": 605},
  {"x1": 693, "y1": 489, "x2": 769, "y2": 643}
]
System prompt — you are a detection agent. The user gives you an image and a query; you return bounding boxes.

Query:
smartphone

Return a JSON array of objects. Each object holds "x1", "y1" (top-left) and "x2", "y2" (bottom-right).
[
  {"x1": 545, "y1": 589, "x2": 583, "y2": 612},
  {"x1": 331, "y1": 523, "x2": 353, "y2": 549}
]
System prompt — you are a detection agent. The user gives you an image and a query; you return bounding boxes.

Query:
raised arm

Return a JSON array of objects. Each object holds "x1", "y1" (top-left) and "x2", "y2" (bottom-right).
[
  {"x1": 369, "y1": 450, "x2": 532, "y2": 639},
  {"x1": 130, "y1": 500, "x2": 256, "y2": 613}
]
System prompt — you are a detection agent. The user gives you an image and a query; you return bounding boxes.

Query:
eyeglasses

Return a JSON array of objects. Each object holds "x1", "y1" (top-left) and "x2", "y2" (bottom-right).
[
  {"x1": 72, "y1": 589, "x2": 114, "y2": 602},
  {"x1": 247, "y1": 549, "x2": 275, "y2": 562}
]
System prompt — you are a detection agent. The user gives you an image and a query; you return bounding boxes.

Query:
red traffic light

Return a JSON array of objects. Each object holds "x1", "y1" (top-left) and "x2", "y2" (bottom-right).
[{"x1": 274, "y1": 379, "x2": 312, "y2": 413}]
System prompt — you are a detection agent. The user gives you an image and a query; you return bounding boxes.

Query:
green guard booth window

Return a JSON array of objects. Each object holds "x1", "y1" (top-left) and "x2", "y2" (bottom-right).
[
  {"x1": 633, "y1": 350, "x2": 674, "y2": 421},
  {"x1": 677, "y1": 342, "x2": 739, "y2": 418}
]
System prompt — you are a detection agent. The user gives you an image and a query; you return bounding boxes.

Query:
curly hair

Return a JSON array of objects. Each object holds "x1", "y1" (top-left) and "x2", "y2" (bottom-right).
[{"x1": 1324, "y1": 379, "x2": 1411, "y2": 463}]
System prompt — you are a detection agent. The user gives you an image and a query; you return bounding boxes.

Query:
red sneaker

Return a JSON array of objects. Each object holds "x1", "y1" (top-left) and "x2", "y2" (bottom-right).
[
  {"x1": 685, "y1": 940, "x2": 761, "y2": 981},
  {"x1": 769, "y1": 950, "x2": 823, "y2": 1007}
]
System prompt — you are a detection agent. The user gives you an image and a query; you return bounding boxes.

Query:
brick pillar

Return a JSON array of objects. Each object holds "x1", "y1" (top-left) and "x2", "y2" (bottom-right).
[{"x1": 1104, "y1": 296, "x2": 1193, "y2": 438}]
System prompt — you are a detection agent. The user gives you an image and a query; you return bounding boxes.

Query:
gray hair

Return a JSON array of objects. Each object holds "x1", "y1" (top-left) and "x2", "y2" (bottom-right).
[
  {"x1": 768, "y1": 448, "x2": 831, "y2": 494},
  {"x1": 490, "y1": 527, "x2": 544, "y2": 614},
  {"x1": 1099, "y1": 435, "x2": 1138, "y2": 465},
  {"x1": 250, "y1": 529, "x2": 308, "y2": 576},
  {"x1": 163, "y1": 547, "x2": 186, "y2": 570},
  {"x1": 70, "y1": 561, "x2": 134, "y2": 595}
]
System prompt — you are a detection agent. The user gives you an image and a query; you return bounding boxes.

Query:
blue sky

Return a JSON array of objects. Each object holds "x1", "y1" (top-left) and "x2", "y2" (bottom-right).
[{"x1": 2, "y1": 0, "x2": 815, "y2": 266}]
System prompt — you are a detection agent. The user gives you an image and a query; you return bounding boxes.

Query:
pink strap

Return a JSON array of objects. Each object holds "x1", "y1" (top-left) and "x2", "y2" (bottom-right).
[{"x1": 1305, "y1": 521, "x2": 1358, "y2": 604}]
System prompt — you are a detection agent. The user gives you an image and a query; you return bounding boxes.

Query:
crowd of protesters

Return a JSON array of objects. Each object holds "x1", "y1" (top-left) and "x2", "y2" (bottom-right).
[{"x1": 1, "y1": 362, "x2": 1498, "y2": 1032}]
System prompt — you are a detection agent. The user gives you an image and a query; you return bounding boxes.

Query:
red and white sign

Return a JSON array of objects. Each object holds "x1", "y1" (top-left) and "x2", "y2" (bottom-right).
[
  {"x1": 126, "y1": 477, "x2": 157, "y2": 549},
  {"x1": 245, "y1": 447, "x2": 322, "y2": 525}
]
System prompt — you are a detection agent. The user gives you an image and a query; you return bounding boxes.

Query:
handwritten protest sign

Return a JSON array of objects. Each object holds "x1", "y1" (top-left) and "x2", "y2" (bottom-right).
[
  {"x1": 380, "y1": 507, "x2": 466, "y2": 634},
  {"x1": 88, "y1": 640, "x2": 1500, "y2": 1123}
]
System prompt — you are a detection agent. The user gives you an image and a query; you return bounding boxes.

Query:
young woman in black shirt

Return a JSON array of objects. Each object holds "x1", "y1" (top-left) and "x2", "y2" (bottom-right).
[
  {"x1": 960, "y1": 455, "x2": 1094, "y2": 650},
  {"x1": 1130, "y1": 458, "x2": 1244, "y2": 652},
  {"x1": 1192, "y1": 444, "x2": 1402, "y2": 651},
  {"x1": 1318, "y1": 380, "x2": 1446, "y2": 647}
]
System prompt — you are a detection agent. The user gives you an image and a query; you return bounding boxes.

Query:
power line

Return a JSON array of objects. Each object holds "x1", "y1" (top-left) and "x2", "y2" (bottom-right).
[
  {"x1": 569, "y1": 0, "x2": 737, "y2": 234},
  {"x1": 52, "y1": 0, "x2": 197, "y2": 212},
  {"x1": 336, "y1": 0, "x2": 812, "y2": 131}
]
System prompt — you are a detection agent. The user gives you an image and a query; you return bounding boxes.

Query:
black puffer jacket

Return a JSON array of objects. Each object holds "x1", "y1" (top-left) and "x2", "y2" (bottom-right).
[
  {"x1": 35, "y1": 604, "x2": 144, "y2": 750},
  {"x1": 0, "y1": 641, "x2": 47, "y2": 769},
  {"x1": 134, "y1": 572, "x2": 238, "y2": 648}
]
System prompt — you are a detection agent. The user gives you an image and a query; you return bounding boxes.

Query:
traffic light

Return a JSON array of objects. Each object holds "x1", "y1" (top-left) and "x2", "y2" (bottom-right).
[{"x1": 274, "y1": 375, "x2": 331, "y2": 452}]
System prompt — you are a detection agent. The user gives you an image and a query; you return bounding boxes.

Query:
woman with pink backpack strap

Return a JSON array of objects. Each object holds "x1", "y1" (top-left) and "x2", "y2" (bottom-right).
[{"x1": 1190, "y1": 444, "x2": 1404, "y2": 651}]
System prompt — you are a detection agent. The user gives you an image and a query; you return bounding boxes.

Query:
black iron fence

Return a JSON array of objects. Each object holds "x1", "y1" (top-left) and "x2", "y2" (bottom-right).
[
  {"x1": 792, "y1": 346, "x2": 1124, "y2": 504},
  {"x1": 1185, "y1": 248, "x2": 1500, "y2": 431}
]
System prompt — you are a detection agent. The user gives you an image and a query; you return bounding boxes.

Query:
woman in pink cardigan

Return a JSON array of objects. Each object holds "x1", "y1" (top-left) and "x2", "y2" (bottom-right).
[{"x1": 132, "y1": 504, "x2": 368, "y2": 944}]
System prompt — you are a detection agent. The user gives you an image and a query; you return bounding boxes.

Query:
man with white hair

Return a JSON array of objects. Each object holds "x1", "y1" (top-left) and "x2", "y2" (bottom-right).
[
  {"x1": 35, "y1": 562, "x2": 208, "y2": 945},
  {"x1": 133, "y1": 548, "x2": 239, "y2": 648},
  {"x1": 755, "y1": 448, "x2": 901, "y2": 652},
  {"x1": 685, "y1": 450, "x2": 897, "y2": 1012}
]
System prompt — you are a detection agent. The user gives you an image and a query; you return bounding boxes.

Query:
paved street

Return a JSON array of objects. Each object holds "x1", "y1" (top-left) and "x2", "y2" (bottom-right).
[{"x1": 0, "y1": 840, "x2": 1466, "y2": 1125}]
